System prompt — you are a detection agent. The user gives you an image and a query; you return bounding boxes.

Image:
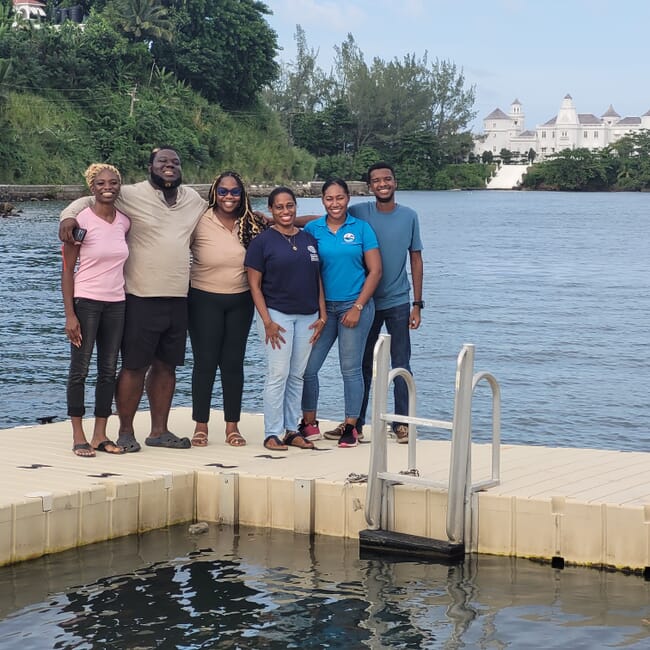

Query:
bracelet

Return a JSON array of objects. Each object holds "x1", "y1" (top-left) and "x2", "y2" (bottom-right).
[
  {"x1": 354, "y1": 303, "x2": 364, "y2": 311},
  {"x1": 318, "y1": 318, "x2": 326, "y2": 324}
]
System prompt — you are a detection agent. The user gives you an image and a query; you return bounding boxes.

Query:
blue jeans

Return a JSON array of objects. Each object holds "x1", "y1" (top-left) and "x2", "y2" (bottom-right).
[
  {"x1": 257, "y1": 309, "x2": 318, "y2": 439},
  {"x1": 302, "y1": 299, "x2": 375, "y2": 419},
  {"x1": 67, "y1": 298, "x2": 125, "y2": 418},
  {"x1": 358, "y1": 302, "x2": 412, "y2": 430}
]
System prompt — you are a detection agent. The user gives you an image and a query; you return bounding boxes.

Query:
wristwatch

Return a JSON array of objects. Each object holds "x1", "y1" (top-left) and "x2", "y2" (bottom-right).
[{"x1": 412, "y1": 300, "x2": 425, "y2": 309}]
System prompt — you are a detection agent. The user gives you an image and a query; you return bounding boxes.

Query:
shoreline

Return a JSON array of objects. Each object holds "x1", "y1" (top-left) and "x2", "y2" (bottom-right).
[{"x1": 0, "y1": 182, "x2": 370, "y2": 205}]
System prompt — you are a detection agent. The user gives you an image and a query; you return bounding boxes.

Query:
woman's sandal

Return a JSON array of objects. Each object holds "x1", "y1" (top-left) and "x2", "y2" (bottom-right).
[
  {"x1": 191, "y1": 431, "x2": 208, "y2": 447},
  {"x1": 226, "y1": 431, "x2": 247, "y2": 447},
  {"x1": 283, "y1": 431, "x2": 314, "y2": 449},
  {"x1": 264, "y1": 435, "x2": 288, "y2": 451}
]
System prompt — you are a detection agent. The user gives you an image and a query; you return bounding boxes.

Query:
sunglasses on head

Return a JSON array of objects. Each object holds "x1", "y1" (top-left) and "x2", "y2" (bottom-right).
[{"x1": 216, "y1": 186, "x2": 242, "y2": 197}]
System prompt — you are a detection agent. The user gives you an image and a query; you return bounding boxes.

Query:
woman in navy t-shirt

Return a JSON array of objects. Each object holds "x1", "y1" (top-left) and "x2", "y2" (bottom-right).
[{"x1": 245, "y1": 187, "x2": 326, "y2": 450}]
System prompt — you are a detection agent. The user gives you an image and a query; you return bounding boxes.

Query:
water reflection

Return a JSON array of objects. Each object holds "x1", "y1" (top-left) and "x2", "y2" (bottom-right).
[{"x1": 0, "y1": 525, "x2": 648, "y2": 649}]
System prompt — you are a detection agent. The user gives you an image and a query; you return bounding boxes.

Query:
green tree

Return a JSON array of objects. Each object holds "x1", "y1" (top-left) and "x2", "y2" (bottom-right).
[
  {"x1": 264, "y1": 25, "x2": 333, "y2": 129},
  {"x1": 152, "y1": 0, "x2": 279, "y2": 109},
  {"x1": 109, "y1": 0, "x2": 173, "y2": 43},
  {"x1": 426, "y1": 58, "x2": 476, "y2": 137}
]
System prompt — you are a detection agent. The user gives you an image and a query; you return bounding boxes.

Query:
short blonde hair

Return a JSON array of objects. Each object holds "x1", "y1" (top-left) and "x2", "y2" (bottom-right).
[{"x1": 83, "y1": 163, "x2": 122, "y2": 189}]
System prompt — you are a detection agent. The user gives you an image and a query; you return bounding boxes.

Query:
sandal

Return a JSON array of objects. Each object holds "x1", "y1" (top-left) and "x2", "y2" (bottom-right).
[
  {"x1": 226, "y1": 431, "x2": 247, "y2": 447},
  {"x1": 144, "y1": 431, "x2": 191, "y2": 449},
  {"x1": 191, "y1": 431, "x2": 209, "y2": 447},
  {"x1": 94, "y1": 440, "x2": 126, "y2": 454},
  {"x1": 73, "y1": 442, "x2": 96, "y2": 458},
  {"x1": 264, "y1": 435, "x2": 288, "y2": 451},
  {"x1": 283, "y1": 431, "x2": 314, "y2": 449}
]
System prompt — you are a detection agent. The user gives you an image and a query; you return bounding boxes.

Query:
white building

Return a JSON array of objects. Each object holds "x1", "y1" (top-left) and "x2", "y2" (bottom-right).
[
  {"x1": 11, "y1": 0, "x2": 46, "y2": 23},
  {"x1": 474, "y1": 95, "x2": 650, "y2": 160}
]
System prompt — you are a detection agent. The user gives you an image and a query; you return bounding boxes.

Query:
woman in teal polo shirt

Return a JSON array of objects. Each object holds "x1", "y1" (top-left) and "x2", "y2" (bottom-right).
[{"x1": 299, "y1": 179, "x2": 382, "y2": 447}]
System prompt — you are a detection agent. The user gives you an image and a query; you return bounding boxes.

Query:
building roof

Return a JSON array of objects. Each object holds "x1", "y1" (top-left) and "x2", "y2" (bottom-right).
[
  {"x1": 12, "y1": 0, "x2": 46, "y2": 6},
  {"x1": 543, "y1": 117, "x2": 557, "y2": 126},
  {"x1": 617, "y1": 117, "x2": 641, "y2": 125},
  {"x1": 601, "y1": 104, "x2": 620, "y2": 118},
  {"x1": 578, "y1": 114, "x2": 602, "y2": 125},
  {"x1": 484, "y1": 108, "x2": 509, "y2": 120}
]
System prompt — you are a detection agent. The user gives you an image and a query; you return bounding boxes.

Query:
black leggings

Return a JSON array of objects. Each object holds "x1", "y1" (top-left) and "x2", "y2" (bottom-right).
[{"x1": 188, "y1": 287, "x2": 254, "y2": 423}]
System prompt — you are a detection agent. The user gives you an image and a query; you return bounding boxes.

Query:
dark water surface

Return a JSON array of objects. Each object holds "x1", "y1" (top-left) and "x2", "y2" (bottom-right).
[
  {"x1": 2, "y1": 192, "x2": 650, "y2": 452},
  {"x1": 0, "y1": 524, "x2": 648, "y2": 649}
]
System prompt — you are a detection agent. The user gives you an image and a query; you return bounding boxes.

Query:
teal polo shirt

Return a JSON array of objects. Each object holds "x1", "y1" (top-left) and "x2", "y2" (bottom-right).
[{"x1": 304, "y1": 214, "x2": 379, "y2": 301}]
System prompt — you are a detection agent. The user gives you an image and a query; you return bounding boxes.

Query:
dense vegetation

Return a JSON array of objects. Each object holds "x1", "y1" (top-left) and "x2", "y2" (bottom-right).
[
  {"x1": 0, "y1": 1, "x2": 487, "y2": 188},
  {"x1": 521, "y1": 131, "x2": 650, "y2": 191}
]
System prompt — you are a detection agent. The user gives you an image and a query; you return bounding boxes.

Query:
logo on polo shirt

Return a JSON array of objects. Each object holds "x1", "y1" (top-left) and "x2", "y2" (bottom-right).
[
  {"x1": 343, "y1": 233, "x2": 356, "y2": 243},
  {"x1": 308, "y1": 245, "x2": 319, "y2": 262}
]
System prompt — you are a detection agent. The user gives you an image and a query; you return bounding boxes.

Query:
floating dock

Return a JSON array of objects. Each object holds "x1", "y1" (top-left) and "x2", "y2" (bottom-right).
[{"x1": 2, "y1": 407, "x2": 649, "y2": 574}]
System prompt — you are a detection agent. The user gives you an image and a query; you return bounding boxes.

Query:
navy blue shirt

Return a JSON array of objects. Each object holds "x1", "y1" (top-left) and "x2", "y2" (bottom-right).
[{"x1": 244, "y1": 228, "x2": 321, "y2": 315}]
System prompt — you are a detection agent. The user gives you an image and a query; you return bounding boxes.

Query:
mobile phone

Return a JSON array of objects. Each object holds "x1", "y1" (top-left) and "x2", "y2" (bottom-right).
[{"x1": 72, "y1": 227, "x2": 87, "y2": 242}]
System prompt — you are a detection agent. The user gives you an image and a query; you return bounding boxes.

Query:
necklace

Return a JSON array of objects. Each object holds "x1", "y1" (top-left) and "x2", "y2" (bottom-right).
[{"x1": 274, "y1": 226, "x2": 298, "y2": 251}]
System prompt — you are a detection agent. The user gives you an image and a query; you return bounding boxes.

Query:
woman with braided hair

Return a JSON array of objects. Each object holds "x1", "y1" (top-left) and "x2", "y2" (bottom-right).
[
  {"x1": 62, "y1": 163, "x2": 130, "y2": 457},
  {"x1": 188, "y1": 171, "x2": 268, "y2": 447}
]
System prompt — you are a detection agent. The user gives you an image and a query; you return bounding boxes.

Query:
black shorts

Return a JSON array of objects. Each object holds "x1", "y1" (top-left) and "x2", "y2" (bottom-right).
[{"x1": 121, "y1": 295, "x2": 188, "y2": 369}]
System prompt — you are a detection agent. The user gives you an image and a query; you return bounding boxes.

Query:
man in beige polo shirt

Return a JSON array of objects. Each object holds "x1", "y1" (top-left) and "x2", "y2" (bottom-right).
[{"x1": 60, "y1": 147, "x2": 207, "y2": 451}]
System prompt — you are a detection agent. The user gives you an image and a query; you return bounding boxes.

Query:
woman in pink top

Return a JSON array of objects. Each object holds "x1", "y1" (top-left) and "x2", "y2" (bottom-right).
[{"x1": 61, "y1": 164, "x2": 130, "y2": 457}]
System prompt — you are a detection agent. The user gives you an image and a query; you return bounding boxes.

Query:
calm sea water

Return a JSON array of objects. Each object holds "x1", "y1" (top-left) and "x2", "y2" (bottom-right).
[
  {"x1": 2, "y1": 191, "x2": 650, "y2": 452},
  {"x1": 0, "y1": 524, "x2": 648, "y2": 649}
]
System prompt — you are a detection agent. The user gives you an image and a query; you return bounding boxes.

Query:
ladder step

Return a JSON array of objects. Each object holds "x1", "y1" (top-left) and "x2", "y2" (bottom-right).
[
  {"x1": 377, "y1": 471, "x2": 447, "y2": 489},
  {"x1": 381, "y1": 413, "x2": 453, "y2": 430},
  {"x1": 359, "y1": 529, "x2": 464, "y2": 562}
]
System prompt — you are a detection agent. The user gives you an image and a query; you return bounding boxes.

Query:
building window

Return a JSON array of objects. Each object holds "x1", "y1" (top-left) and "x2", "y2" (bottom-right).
[
  {"x1": 594, "y1": 131, "x2": 598, "y2": 138},
  {"x1": 541, "y1": 147, "x2": 547, "y2": 153},
  {"x1": 583, "y1": 131, "x2": 588, "y2": 138},
  {"x1": 541, "y1": 131, "x2": 546, "y2": 138},
  {"x1": 492, "y1": 146, "x2": 497, "y2": 152},
  {"x1": 552, "y1": 132, "x2": 555, "y2": 138},
  {"x1": 493, "y1": 122, "x2": 496, "y2": 127},
  {"x1": 514, "y1": 120, "x2": 518, "y2": 126},
  {"x1": 561, "y1": 131, "x2": 567, "y2": 137}
]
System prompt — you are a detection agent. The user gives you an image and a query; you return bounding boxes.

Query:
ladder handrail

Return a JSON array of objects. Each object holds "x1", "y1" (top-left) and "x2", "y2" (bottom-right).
[{"x1": 364, "y1": 334, "x2": 501, "y2": 547}]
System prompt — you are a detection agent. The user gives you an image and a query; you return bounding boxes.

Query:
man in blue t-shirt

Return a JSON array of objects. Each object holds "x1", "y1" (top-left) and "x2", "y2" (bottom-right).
[{"x1": 324, "y1": 162, "x2": 424, "y2": 443}]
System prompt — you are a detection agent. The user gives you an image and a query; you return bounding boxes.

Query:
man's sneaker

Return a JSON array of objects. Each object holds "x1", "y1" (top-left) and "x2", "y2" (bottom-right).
[
  {"x1": 298, "y1": 419, "x2": 321, "y2": 441},
  {"x1": 394, "y1": 424, "x2": 410, "y2": 444},
  {"x1": 324, "y1": 422, "x2": 364, "y2": 440},
  {"x1": 338, "y1": 423, "x2": 359, "y2": 448}
]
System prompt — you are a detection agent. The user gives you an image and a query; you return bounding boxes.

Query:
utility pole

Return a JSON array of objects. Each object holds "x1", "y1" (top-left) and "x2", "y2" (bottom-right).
[{"x1": 127, "y1": 85, "x2": 139, "y2": 117}]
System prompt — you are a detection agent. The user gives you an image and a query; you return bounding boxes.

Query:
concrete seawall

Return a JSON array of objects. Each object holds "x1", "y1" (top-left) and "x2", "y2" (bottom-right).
[{"x1": 0, "y1": 182, "x2": 370, "y2": 204}]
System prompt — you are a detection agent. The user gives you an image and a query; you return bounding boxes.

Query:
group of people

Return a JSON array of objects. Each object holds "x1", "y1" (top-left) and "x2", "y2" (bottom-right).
[{"x1": 59, "y1": 147, "x2": 424, "y2": 458}]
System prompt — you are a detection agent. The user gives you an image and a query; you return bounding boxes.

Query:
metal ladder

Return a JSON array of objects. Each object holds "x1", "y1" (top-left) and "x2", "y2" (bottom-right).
[{"x1": 363, "y1": 334, "x2": 501, "y2": 555}]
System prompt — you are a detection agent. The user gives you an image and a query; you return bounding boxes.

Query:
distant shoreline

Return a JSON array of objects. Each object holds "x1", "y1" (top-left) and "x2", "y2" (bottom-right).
[{"x1": 0, "y1": 181, "x2": 370, "y2": 204}]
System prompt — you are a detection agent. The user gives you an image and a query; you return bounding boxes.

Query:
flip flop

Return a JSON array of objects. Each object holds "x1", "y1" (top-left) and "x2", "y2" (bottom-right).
[
  {"x1": 94, "y1": 440, "x2": 126, "y2": 454},
  {"x1": 282, "y1": 431, "x2": 314, "y2": 449},
  {"x1": 145, "y1": 432, "x2": 191, "y2": 449},
  {"x1": 263, "y1": 435, "x2": 288, "y2": 451},
  {"x1": 226, "y1": 431, "x2": 247, "y2": 447},
  {"x1": 116, "y1": 434, "x2": 141, "y2": 453},
  {"x1": 191, "y1": 431, "x2": 209, "y2": 447},
  {"x1": 73, "y1": 442, "x2": 96, "y2": 458}
]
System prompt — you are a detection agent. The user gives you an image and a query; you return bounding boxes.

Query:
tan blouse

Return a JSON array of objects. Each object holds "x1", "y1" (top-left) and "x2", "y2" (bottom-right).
[{"x1": 190, "y1": 208, "x2": 249, "y2": 294}]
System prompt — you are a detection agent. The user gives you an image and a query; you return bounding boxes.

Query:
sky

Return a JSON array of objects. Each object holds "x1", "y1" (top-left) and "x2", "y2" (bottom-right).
[{"x1": 265, "y1": 0, "x2": 650, "y2": 133}]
